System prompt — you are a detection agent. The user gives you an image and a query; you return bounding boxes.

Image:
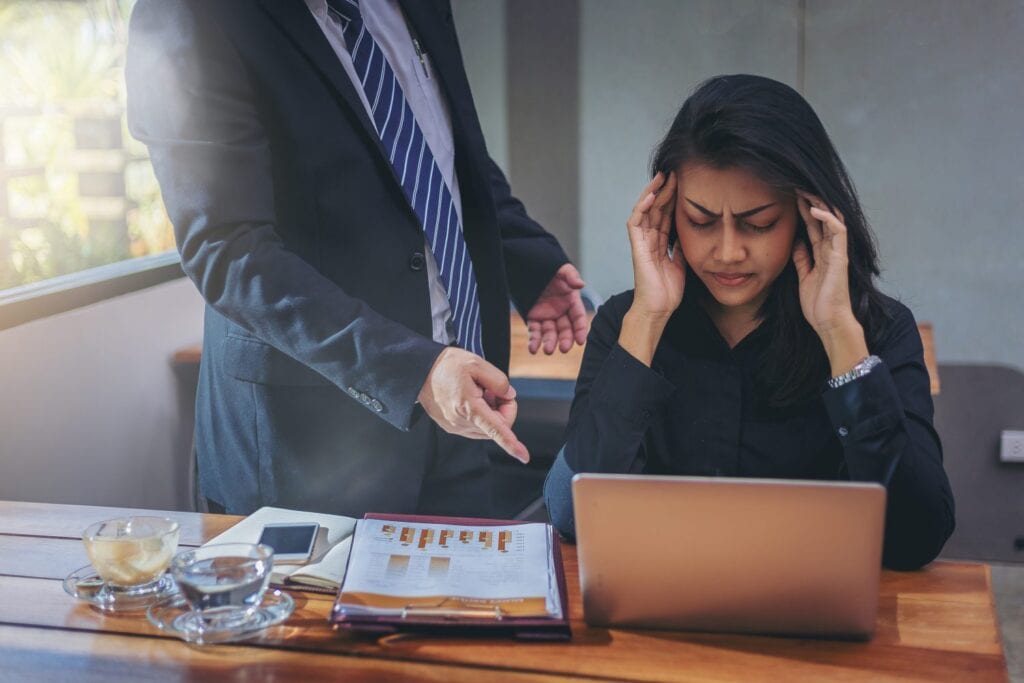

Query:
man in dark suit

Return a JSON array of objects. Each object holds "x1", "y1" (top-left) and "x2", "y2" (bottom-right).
[{"x1": 126, "y1": 0, "x2": 587, "y2": 516}]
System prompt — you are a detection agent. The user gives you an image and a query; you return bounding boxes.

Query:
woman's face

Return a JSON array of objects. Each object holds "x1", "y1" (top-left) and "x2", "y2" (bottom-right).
[{"x1": 675, "y1": 163, "x2": 798, "y2": 314}]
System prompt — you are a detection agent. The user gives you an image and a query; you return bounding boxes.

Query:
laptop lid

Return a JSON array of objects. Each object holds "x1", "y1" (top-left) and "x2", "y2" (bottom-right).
[{"x1": 572, "y1": 474, "x2": 886, "y2": 639}]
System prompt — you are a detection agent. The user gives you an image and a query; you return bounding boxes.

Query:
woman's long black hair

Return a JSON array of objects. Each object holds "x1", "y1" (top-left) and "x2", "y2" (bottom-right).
[{"x1": 652, "y1": 74, "x2": 890, "y2": 408}]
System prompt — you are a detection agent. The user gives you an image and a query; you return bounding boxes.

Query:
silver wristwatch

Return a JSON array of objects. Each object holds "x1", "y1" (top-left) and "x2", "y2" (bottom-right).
[{"x1": 827, "y1": 355, "x2": 882, "y2": 390}]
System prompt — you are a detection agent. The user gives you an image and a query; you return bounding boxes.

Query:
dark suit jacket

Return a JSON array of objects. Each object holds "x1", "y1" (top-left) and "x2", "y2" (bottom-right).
[{"x1": 126, "y1": 0, "x2": 569, "y2": 514}]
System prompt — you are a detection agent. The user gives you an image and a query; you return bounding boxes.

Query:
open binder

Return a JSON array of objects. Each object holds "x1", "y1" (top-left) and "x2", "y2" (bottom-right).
[{"x1": 330, "y1": 513, "x2": 571, "y2": 640}]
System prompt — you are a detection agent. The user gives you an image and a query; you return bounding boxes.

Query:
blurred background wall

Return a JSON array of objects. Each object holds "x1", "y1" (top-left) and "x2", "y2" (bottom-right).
[{"x1": 454, "y1": 0, "x2": 1024, "y2": 373}]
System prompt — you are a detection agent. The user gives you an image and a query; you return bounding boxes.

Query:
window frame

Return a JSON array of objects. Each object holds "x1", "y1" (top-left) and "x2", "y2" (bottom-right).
[{"x1": 0, "y1": 251, "x2": 185, "y2": 331}]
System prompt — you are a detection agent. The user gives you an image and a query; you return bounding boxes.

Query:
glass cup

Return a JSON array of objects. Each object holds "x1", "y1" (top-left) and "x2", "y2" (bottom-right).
[
  {"x1": 82, "y1": 516, "x2": 180, "y2": 593},
  {"x1": 170, "y1": 543, "x2": 274, "y2": 634}
]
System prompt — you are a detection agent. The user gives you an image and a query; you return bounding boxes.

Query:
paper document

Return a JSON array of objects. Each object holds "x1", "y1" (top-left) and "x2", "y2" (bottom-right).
[
  {"x1": 204, "y1": 506, "x2": 357, "y2": 590},
  {"x1": 336, "y1": 519, "x2": 562, "y2": 618}
]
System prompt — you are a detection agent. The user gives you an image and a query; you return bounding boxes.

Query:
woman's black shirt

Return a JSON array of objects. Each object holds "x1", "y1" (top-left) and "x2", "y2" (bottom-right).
[{"x1": 543, "y1": 290, "x2": 955, "y2": 570}]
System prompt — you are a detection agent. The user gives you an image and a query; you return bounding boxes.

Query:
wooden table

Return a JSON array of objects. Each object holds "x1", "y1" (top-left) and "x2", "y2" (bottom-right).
[{"x1": 0, "y1": 501, "x2": 1006, "y2": 682}]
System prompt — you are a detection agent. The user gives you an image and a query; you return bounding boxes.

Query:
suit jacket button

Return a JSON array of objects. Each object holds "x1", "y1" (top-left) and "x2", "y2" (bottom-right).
[{"x1": 408, "y1": 252, "x2": 425, "y2": 271}]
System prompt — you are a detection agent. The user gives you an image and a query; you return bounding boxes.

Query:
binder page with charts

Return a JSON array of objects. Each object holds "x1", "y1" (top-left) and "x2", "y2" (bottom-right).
[{"x1": 335, "y1": 519, "x2": 563, "y2": 619}]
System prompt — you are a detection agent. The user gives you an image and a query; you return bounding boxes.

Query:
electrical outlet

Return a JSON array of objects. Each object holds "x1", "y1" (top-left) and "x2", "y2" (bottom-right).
[{"x1": 1000, "y1": 430, "x2": 1024, "y2": 463}]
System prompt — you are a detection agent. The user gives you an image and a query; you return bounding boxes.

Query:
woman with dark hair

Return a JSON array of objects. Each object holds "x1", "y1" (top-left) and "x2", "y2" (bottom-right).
[{"x1": 543, "y1": 74, "x2": 954, "y2": 570}]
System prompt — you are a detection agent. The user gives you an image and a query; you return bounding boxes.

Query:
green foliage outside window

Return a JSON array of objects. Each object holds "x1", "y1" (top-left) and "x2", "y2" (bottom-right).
[{"x1": 0, "y1": 0, "x2": 175, "y2": 291}]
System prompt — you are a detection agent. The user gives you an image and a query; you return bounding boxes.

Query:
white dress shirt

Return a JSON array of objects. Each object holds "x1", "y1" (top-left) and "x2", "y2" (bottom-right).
[{"x1": 305, "y1": 0, "x2": 460, "y2": 344}]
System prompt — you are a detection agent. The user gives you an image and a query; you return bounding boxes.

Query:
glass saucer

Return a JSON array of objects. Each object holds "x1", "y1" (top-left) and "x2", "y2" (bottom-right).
[
  {"x1": 62, "y1": 564, "x2": 178, "y2": 612},
  {"x1": 146, "y1": 589, "x2": 294, "y2": 645}
]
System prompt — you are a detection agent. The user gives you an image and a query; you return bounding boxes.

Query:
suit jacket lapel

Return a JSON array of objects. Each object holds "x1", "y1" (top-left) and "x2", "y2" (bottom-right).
[
  {"x1": 256, "y1": 0, "x2": 388, "y2": 161},
  {"x1": 258, "y1": 0, "x2": 485, "y2": 232}
]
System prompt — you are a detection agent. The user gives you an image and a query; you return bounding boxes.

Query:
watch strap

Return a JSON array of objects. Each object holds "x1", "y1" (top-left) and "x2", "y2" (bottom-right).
[{"x1": 827, "y1": 355, "x2": 883, "y2": 390}]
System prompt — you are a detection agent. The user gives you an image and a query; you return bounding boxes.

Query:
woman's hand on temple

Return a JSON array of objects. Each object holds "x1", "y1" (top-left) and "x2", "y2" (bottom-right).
[
  {"x1": 627, "y1": 172, "x2": 685, "y2": 320},
  {"x1": 792, "y1": 191, "x2": 869, "y2": 375},
  {"x1": 619, "y1": 172, "x2": 684, "y2": 366}
]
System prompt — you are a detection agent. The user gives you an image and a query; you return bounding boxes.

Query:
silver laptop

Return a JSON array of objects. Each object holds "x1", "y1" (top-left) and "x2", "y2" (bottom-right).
[{"x1": 572, "y1": 473, "x2": 886, "y2": 639}]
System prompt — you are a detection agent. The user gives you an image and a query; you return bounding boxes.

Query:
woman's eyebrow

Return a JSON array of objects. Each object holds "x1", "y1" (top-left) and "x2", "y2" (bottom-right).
[{"x1": 685, "y1": 198, "x2": 776, "y2": 219}]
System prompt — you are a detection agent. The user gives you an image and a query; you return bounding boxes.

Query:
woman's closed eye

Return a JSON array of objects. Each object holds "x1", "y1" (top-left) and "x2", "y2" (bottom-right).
[
  {"x1": 744, "y1": 220, "x2": 778, "y2": 233},
  {"x1": 686, "y1": 217, "x2": 715, "y2": 230},
  {"x1": 686, "y1": 217, "x2": 778, "y2": 233}
]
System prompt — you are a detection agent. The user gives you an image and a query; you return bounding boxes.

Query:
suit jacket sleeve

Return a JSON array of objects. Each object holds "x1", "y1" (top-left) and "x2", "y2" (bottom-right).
[{"x1": 126, "y1": 0, "x2": 444, "y2": 432}]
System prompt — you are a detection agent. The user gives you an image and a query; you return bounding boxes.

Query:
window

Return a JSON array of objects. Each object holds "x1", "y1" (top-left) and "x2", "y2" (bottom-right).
[{"x1": 0, "y1": 0, "x2": 174, "y2": 292}]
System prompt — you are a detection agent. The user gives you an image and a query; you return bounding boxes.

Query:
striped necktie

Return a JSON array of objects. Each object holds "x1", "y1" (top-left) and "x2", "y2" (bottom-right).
[{"x1": 326, "y1": 0, "x2": 484, "y2": 356}]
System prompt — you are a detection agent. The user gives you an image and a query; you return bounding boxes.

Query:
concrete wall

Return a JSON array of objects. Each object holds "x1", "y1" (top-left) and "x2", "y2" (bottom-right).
[
  {"x1": 455, "y1": 0, "x2": 582, "y2": 264},
  {"x1": 803, "y1": 0, "x2": 1024, "y2": 369},
  {"x1": 0, "y1": 278, "x2": 203, "y2": 510},
  {"x1": 507, "y1": 0, "x2": 581, "y2": 264},
  {"x1": 456, "y1": 0, "x2": 1024, "y2": 371},
  {"x1": 452, "y1": 0, "x2": 508, "y2": 171}
]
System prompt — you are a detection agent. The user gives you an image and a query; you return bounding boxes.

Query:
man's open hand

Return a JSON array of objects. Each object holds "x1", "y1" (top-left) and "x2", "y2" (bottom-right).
[{"x1": 525, "y1": 263, "x2": 589, "y2": 354}]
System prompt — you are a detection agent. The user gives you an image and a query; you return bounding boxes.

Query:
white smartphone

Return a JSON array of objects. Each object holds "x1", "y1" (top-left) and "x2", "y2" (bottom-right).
[{"x1": 258, "y1": 522, "x2": 320, "y2": 564}]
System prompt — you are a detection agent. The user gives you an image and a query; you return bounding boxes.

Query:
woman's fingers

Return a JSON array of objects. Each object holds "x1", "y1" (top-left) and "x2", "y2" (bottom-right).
[
  {"x1": 795, "y1": 186, "x2": 850, "y2": 266},
  {"x1": 796, "y1": 193, "x2": 823, "y2": 257},
  {"x1": 627, "y1": 191, "x2": 657, "y2": 231},
  {"x1": 809, "y1": 205, "x2": 846, "y2": 232},
  {"x1": 798, "y1": 190, "x2": 845, "y2": 224},
  {"x1": 653, "y1": 171, "x2": 676, "y2": 216},
  {"x1": 628, "y1": 173, "x2": 665, "y2": 231},
  {"x1": 655, "y1": 171, "x2": 676, "y2": 232},
  {"x1": 809, "y1": 205, "x2": 831, "y2": 239},
  {"x1": 628, "y1": 172, "x2": 678, "y2": 270},
  {"x1": 796, "y1": 189, "x2": 827, "y2": 211},
  {"x1": 629, "y1": 173, "x2": 668, "y2": 229},
  {"x1": 810, "y1": 206, "x2": 848, "y2": 258},
  {"x1": 797, "y1": 190, "x2": 846, "y2": 235},
  {"x1": 628, "y1": 171, "x2": 674, "y2": 245},
  {"x1": 636, "y1": 171, "x2": 666, "y2": 205}
]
